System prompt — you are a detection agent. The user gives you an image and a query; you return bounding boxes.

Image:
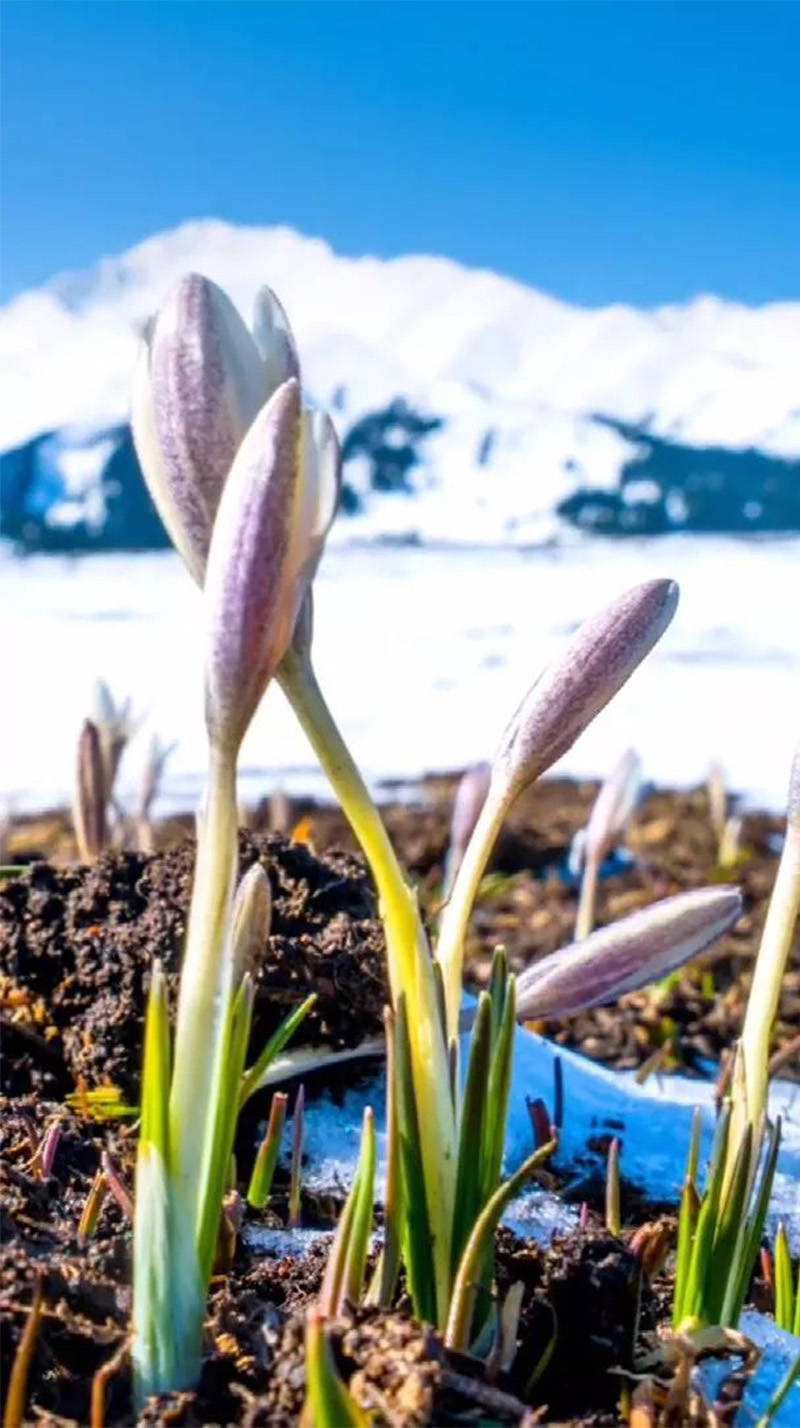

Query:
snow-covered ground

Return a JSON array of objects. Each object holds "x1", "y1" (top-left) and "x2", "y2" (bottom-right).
[{"x1": 3, "y1": 532, "x2": 799, "y2": 817}]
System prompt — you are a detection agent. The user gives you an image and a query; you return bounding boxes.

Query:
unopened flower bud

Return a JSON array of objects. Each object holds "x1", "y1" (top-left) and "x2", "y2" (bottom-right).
[
  {"x1": 494, "y1": 581, "x2": 678, "y2": 802},
  {"x1": 73, "y1": 719, "x2": 108, "y2": 862},
  {"x1": 516, "y1": 885, "x2": 742, "y2": 1021}
]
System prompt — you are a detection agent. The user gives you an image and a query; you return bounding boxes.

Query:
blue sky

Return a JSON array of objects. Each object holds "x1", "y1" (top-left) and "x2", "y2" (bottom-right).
[{"x1": 2, "y1": 0, "x2": 798, "y2": 305}]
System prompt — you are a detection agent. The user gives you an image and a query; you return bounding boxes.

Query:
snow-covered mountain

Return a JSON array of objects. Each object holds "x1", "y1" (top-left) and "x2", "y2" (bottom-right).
[{"x1": 2, "y1": 219, "x2": 799, "y2": 547}]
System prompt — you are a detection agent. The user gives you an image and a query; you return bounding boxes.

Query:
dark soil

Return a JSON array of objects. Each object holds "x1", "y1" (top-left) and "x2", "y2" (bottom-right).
[
  {"x1": 1, "y1": 831, "x2": 386, "y2": 1101},
  {"x1": 1, "y1": 781, "x2": 790, "y2": 1425}
]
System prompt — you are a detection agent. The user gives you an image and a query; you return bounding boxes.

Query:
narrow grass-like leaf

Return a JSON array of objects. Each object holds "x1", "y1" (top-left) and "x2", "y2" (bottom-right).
[
  {"x1": 303, "y1": 1309, "x2": 371, "y2": 1428},
  {"x1": 451, "y1": 993, "x2": 492, "y2": 1276},
  {"x1": 394, "y1": 994, "x2": 437, "y2": 1325},
  {"x1": 683, "y1": 1104, "x2": 731, "y2": 1324},
  {"x1": 481, "y1": 974, "x2": 517, "y2": 1203},
  {"x1": 3, "y1": 1280, "x2": 43, "y2": 1428},
  {"x1": 774, "y1": 1224, "x2": 793, "y2": 1332},
  {"x1": 340, "y1": 1108, "x2": 376, "y2": 1307},
  {"x1": 288, "y1": 1085, "x2": 305, "y2": 1229},
  {"x1": 239, "y1": 993, "x2": 317, "y2": 1106},
  {"x1": 366, "y1": 1007, "x2": 402, "y2": 1308},
  {"x1": 319, "y1": 1108, "x2": 376, "y2": 1315},
  {"x1": 605, "y1": 1138, "x2": 621, "y2": 1238},
  {"x1": 196, "y1": 973, "x2": 254, "y2": 1283},
  {"x1": 246, "y1": 1092, "x2": 288, "y2": 1209},
  {"x1": 721, "y1": 1117, "x2": 782, "y2": 1327},
  {"x1": 446, "y1": 1138, "x2": 556, "y2": 1351},
  {"x1": 673, "y1": 1108, "x2": 701, "y2": 1326},
  {"x1": 706, "y1": 1124, "x2": 753, "y2": 1323}
]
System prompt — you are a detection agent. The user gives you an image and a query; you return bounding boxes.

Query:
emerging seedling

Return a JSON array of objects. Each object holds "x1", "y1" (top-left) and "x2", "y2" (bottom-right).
[{"x1": 574, "y1": 747, "x2": 641, "y2": 940}]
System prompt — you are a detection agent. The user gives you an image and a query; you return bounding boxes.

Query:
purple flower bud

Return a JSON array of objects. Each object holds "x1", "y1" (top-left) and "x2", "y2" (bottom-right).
[
  {"x1": 73, "y1": 719, "x2": 108, "y2": 862},
  {"x1": 585, "y1": 747, "x2": 642, "y2": 863},
  {"x1": 516, "y1": 886, "x2": 742, "y2": 1021},
  {"x1": 444, "y1": 762, "x2": 492, "y2": 897},
  {"x1": 204, "y1": 379, "x2": 340, "y2": 751},
  {"x1": 494, "y1": 581, "x2": 678, "y2": 800},
  {"x1": 131, "y1": 274, "x2": 300, "y2": 584}
]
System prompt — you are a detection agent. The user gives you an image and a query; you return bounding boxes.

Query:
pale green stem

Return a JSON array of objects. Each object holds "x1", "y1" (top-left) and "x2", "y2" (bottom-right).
[
  {"x1": 278, "y1": 649, "x2": 456, "y2": 1314},
  {"x1": 739, "y1": 820, "x2": 800, "y2": 1135},
  {"x1": 169, "y1": 746, "x2": 238, "y2": 1216},
  {"x1": 575, "y1": 851, "x2": 599, "y2": 941},
  {"x1": 435, "y1": 781, "x2": 508, "y2": 1041}
]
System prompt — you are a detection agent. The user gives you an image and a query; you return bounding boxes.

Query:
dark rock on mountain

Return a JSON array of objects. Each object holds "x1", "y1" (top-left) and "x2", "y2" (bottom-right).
[
  {"x1": 557, "y1": 418, "x2": 800, "y2": 536},
  {"x1": 0, "y1": 424, "x2": 170, "y2": 553}
]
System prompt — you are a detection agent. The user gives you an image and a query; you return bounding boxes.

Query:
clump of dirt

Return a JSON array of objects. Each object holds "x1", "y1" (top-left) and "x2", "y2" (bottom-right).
[{"x1": 0, "y1": 831, "x2": 388, "y2": 1100}]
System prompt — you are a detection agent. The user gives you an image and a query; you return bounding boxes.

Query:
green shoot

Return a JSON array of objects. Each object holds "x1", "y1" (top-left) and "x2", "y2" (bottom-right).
[{"x1": 246, "y1": 1092, "x2": 288, "y2": 1210}]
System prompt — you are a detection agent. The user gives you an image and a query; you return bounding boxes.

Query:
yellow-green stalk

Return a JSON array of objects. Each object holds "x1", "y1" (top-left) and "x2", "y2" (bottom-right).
[{"x1": 738, "y1": 749, "x2": 800, "y2": 1138}]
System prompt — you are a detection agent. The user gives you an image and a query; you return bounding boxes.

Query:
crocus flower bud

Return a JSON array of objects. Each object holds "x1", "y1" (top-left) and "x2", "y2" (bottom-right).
[
  {"x1": 73, "y1": 718, "x2": 108, "y2": 862},
  {"x1": 204, "y1": 379, "x2": 340, "y2": 752},
  {"x1": 131, "y1": 274, "x2": 300, "y2": 584},
  {"x1": 231, "y1": 863, "x2": 272, "y2": 986},
  {"x1": 494, "y1": 581, "x2": 678, "y2": 802},
  {"x1": 516, "y1": 885, "x2": 742, "y2": 1021},
  {"x1": 585, "y1": 747, "x2": 642, "y2": 864},
  {"x1": 443, "y1": 762, "x2": 492, "y2": 897}
]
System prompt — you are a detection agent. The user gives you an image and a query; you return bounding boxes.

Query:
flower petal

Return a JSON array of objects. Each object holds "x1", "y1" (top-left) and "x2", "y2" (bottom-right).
[
  {"x1": 133, "y1": 274, "x2": 266, "y2": 583},
  {"x1": 252, "y1": 285, "x2": 300, "y2": 395}
]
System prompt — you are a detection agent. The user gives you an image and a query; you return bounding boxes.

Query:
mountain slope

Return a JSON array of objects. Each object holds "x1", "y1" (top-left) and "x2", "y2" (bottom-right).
[{"x1": 1, "y1": 219, "x2": 799, "y2": 546}]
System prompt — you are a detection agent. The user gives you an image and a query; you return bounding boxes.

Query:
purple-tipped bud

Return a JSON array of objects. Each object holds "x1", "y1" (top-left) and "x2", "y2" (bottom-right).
[
  {"x1": 444, "y1": 762, "x2": 492, "y2": 897},
  {"x1": 73, "y1": 719, "x2": 108, "y2": 862},
  {"x1": 494, "y1": 581, "x2": 678, "y2": 801},
  {"x1": 231, "y1": 863, "x2": 272, "y2": 986},
  {"x1": 585, "y1": 747, "x2": 642, "y2": 863},
  {"x1": 204, "y1": 379, "x2": 340, "y2": 752},
  {"x1": 131, "y1": 274, "x2": 301, "y2": 585},
  {"x1": 516, "y1": 885, "x2": 742, "y2": 1021}
]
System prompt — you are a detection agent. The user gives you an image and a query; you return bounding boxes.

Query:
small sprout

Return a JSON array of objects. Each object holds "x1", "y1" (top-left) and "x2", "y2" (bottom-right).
[
  {"x1": 707, "y1": 761, "x2": 728, "y2": 846},
  {"x1": 3, "y1": 1279, "x2": 43, "y2": 1428},
  {"x1": 288, "y1": 1084, "x2": 305, "y2": 1229},
  {"x1": 136, "y1": 735, "x2": 175, "y2": 851},
  {"x1": 303, "y1": 1307, "x2": 370, "y2": 1428},
  {"x1": 718, "y1": 815, "x2": 744, "y2": 871},
  {"x1": 443, "y1": 762, "x2": 491, "y2": 899},
  {"x1": 318, "y1": 1106, "x2": 376, "y2": 1316},
  {"x1": 516, "y1": 886, "x2": 742, "y2": 1022},
  {"x1": 37, "y1": 1122, "x2": 62, "y2": 1179},
  {"x1": 101, "y1": 1152, "x2": 133, "y2": 1221},
  {"x1": 605, "y1": 1137, "x2": 621, "y2": 1237},
  {"x1": 78, "y1": 1169, "x2": 109, "y2": 1244},
  {"x1": 93, "y1": 680, "x2": 137, "y2": 803},
  {"x1": 231, "y1": 862, "x2": 272, "y2": 986},
  {"x1": 575, "y1": 747, "x2": 642, "y2": 940},
  {"x1": 73, "y1": 719, "x2": 109, "y2": 862},
  {"x1": 526, "y1": 1096, "x2": 552, "y2": 1150},
  {"x1": 246, "y1": 1092, "x2": 288, "y2": 1210},
  {"x1": 773, "y1": 1223, "x2": 800, "y2": 1335}
]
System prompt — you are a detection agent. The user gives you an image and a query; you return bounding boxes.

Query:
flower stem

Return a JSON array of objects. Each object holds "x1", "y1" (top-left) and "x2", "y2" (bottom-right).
[
  {"x1": 278, "y1": 648, "x2": 456, "y2": 1316},
  {"x1": 169, "y1": 747, "x2": 238, "y2": 1215},
  {"x1": 435, "y1": 783, "x2": 508, "y2": 1041}
]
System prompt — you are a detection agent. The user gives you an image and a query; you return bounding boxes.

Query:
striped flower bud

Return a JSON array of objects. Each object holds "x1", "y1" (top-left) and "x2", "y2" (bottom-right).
[
  {"x1": 131, "y1": 274, "x2": 300, "y2": 583},
  {"x1": 494, "y1": 580, "x2": 678, "y2": 802},
  {"x1": 585, "y1": 747, "x2": 642, "y2": 864},
  {"x1": 73, "y1": 718, "x2": 109, "y2": 863},
  {"x1": 444, "y1": 762, "x2": 492, "y2": 897},
  {"x1": 516, "y1": 886, "x2": 742, "y2": 1021},
  {"x1": 204, "y1": 379, "x2": 340, "y2": 752}
]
